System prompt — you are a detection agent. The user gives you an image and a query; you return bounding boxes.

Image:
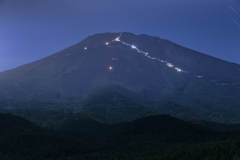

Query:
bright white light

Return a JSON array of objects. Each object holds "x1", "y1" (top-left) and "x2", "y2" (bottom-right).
[
  {"x1": 131, "y1": 45, "x2": 136, "y2": 49},
  {"x1": 175, "y1": 68, "x2": 182, "y2": 72},
  {"x1": 109, "y1": 66, "x2": 113, "y2": 70},
  {"x1": 115, "y1": 37, "x2": 120, "y2": 41},
  {"x1": 106, "y1": 42, "x2": 109, "y2": 45},
  {"x1": 84, "y1": 47, "x2": 87, "y2": 50}
]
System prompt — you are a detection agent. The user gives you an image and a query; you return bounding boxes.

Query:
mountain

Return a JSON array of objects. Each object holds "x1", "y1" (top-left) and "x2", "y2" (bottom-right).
[{"x1": 0, "y1": 32, "x2": 240, "y2": 123}]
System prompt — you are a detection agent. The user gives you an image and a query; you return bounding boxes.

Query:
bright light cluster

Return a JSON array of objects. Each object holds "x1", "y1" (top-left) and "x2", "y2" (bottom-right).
[
  {"x1": 175, "y1": 68, "x2": 182, "y2": 72},
  {"x1": 131, "y1": 45, "x2": 137, "y2": 49},
  {"x1": 167, "y1": 63, "x2": 173, "y2": 68},
  {"x1": 115, "y1": 37, "x2": 120, "y2": 41}
]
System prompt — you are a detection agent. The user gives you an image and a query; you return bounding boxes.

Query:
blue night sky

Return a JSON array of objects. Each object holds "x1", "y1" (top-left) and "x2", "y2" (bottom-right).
[{"x1": 0, "y1": 0, "x2": 240, "y2": 72}]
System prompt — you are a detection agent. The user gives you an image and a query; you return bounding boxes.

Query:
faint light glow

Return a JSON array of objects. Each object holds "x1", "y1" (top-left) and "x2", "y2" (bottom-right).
[
  {"x1": 229, "y1": 6, "x2": 238, "y2": 14},
  {"x1": 167, "y1": 63, "x2": 173, "y2": 67},
  {"x1": 112, "y1": 58, "x2": 118, "y2": 60},
  {"x1": 106, "y1": 42, "x2": 109, "y2": 45},
  {"x1": 196, "y1": 75, "x2": 203, "y2": 78},
  {"x1": 175, "y1": 68, "x2": 182, "y2": 72},
  {"x1": 109, "y1": 66, "x2": 113, "y2": 70},
  {"x1": 84, "y1": 47, "x2": 87, "y2": 50},
  {"x1": 131, "y1": 45, "x2": 136, "y2": 49},
  {"x1": 115, "y1": 37, "x2": 120, "y2": 41}
]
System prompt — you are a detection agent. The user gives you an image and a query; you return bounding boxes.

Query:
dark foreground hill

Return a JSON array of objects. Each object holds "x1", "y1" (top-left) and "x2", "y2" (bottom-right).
[
  {"x1": 0, "y1": 113, "x2": 92, "y2": 160},
  {"x1": 1, "y1": 32, "x2": 240, "y2": 123},
  {"x1": 2, "y1": 113, "x2": 240, "y2": 160},
  {"x1": 0, "y1": 113, "x2": 41, "y2": 136}
]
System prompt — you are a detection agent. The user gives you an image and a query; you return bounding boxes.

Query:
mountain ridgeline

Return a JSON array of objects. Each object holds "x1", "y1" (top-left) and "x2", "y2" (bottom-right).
[{"x1": 0, "y1": 32, "x2": 240, "y2": 124}]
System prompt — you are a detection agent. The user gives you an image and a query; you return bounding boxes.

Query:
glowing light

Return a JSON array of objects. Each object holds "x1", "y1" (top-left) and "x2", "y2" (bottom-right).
[
  {"x1": 115, "y1": 37, "x2": 120, "y2": 41},
  {"x1": 109, "y1": 66, "x2": 113, "y2": 70},
  {"x1": 84, "y1": 47, "x2": 87, "y2": 50},
  {"x1": 167, "y1": 63, "x2": 173, "y2": 68},
  {"x1": 131, "y1": 45, "x2": 136, "y2": 49},
  {"x1": 175, "y1": 68, "x2": 182, "y2": 72},
  {"x1": 106, "y1": 42, "x2": 109, "y2": 45}
]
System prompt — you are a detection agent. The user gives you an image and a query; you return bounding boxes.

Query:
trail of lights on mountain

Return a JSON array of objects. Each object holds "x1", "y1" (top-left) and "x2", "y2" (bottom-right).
[
  {"x1": 111, "y1": 33, "x2": 239, "y2": 86},
  {"x1": 82, "y1": 33, "x2": 237, "y2": 86},
  {"x1": 113, "y1": 33, "x2": 186, "y2": 74}
]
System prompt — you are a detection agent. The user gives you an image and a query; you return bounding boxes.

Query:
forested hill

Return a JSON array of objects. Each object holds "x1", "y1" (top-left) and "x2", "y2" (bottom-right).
[{"x1": 2, "y1": 112, "x2": 240, "y2": 159}]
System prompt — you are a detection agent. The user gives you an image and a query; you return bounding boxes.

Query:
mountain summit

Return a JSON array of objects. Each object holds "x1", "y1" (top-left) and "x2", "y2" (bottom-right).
[{"x1": 1, "y1": 32, "x2": 240, "y2": 123}]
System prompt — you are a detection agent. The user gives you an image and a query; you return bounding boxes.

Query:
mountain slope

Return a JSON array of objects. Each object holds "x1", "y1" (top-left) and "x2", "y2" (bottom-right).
[
  {"x1": 1, "y1": 32, "x2": 239, "y2": 99},
  {"x1": 0, "y1": 32, "x2": 240, "y2": 123},
  {"x1": 80, "y1": 90, "x2": 155, "y2": 123}
]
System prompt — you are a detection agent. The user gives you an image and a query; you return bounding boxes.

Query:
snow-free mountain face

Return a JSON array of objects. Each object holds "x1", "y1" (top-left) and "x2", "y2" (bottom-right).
[{"x1": 1, "y1": 32, "x2": 240, "y2": 123}]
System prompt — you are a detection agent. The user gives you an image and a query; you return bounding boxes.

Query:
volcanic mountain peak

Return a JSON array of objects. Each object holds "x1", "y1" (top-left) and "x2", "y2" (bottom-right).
[
  {"x1": 1, "y1": 32, "x2": 240, "y2": 123},
  {"x1": 0, "y1": 32, "x2": 239, "y2": 98}
]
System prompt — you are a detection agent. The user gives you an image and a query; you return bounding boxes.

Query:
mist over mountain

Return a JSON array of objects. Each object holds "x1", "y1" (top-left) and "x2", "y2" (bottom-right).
[{"x1": 0, "y1": 32, "x2": 240, "y2": 123}]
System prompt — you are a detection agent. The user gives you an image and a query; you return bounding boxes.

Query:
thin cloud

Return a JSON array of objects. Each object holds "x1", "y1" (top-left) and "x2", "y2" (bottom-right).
[
  {"x1": 231, "y1": 18, "x2": 240, "y2": 28},
  {"x1": 229, "y1": 6, "x2": 238, "y2": 14}
]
